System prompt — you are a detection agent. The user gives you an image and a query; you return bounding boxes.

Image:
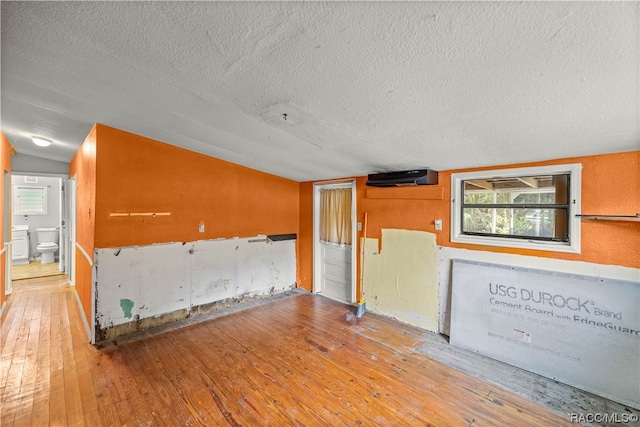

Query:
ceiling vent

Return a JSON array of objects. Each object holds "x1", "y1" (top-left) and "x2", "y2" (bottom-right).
[{"x1": 366, "y1": 169, "x2": 438, "y2": 187}]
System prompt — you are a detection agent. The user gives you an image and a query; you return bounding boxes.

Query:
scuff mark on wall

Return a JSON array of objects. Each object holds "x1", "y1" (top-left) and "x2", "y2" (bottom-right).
[{"x1": 363, "y1": 228, "x2": 439, "y2": 333}]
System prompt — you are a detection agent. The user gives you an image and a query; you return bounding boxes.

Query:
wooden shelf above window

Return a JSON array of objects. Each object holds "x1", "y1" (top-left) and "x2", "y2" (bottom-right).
[{"x1": 576, "y1": 214, "x2": 640, "y2": 222}]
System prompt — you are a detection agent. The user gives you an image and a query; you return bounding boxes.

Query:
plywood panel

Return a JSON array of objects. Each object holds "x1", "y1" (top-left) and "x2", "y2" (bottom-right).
[
  {"x1": 450, "y1": 259, "x2": 640, "y2": 409},
  {"x1": 362, "y1": 229, "x2": 439, "y2": 332}
]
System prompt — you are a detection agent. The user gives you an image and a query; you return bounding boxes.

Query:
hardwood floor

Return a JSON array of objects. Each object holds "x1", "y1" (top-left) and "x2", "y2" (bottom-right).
[
  {"x1": 10, "y1": 261, "x2": 65, "y2": 281},
  {"x1": 0, "y1": 276, "x2": 621, "y2": 426}
]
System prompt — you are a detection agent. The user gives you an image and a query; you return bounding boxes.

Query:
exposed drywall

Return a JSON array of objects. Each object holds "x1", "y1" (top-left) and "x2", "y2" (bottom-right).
[
  {"x1": 362, "y1": 229, "x2": 439, "y2": 332},
  {"x1": 94, "y1": 237, "x2": 296, "y2": 342},
  {"x1": 450, "y1": 259, "x2": 639, "y2": 409}
]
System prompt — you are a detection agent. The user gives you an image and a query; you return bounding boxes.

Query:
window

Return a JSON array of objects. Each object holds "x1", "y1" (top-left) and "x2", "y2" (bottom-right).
[
  {"x1": 14, "y1": 186, "x2": 47, "y2": 215},
  {"x1": 451, "y1": 164, "x2": 581, "y2": 253}
]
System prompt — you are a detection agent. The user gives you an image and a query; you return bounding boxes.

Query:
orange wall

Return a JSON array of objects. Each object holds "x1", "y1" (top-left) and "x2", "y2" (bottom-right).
[
  {"x1": 297, "y1": 151, "x2": 640, "y2": 292},
  {"x1": 297, "y1": 182, "x2": 314, "y2": 290},
  {"x1": 93, "y1": 124, "x2": 299, "y2": 248},
  {"x1": 69, "y1": 126, "x2": 98, "y2": 327},
  {"x1": 0, "y1": 131, "x2": 12, "y2": 313},
  {"x1": 70, "y1": 124, "x2": 300, "y2": 333},
  {"x1": 442, "y1": 151, "x2": 640, "y2": 267}
]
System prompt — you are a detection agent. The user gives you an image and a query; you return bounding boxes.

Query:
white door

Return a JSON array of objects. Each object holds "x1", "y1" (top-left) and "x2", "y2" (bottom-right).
[
  {"x1": 313, "y1": 182, "x2": 356, "y2": 304},
  {"x1": 320, "y1": 242, "x2": 352, "y2": 302}
]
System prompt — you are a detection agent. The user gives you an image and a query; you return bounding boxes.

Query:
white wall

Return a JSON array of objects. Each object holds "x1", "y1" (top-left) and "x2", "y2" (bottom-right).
[
  {"x1": 94, "y1": 236, "x2": 297, "y2": 340},
  {"x1": 12, "y1": 154, "x2": 69, "y2": 175},
  {"x1": 11, "y1": 175, "x2": 61, "y2": 258}
]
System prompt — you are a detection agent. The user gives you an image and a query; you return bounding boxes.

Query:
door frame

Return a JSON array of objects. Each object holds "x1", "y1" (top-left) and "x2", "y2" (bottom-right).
[
  {"x1": 4, "y1": 170, "x2": 11, "y2": 296},
  {"x1": 312, "y1": 179, "x2": 357, "y2": 303},
  {"x1": 10, "y1": 172, "x2": 68, "y2": 275},
  {"x1": 59, "y1": 176, "x2": 66, "y2": 273},
  {"x1": 67, "y1": 176, "x2": 76, "y2": 286}
]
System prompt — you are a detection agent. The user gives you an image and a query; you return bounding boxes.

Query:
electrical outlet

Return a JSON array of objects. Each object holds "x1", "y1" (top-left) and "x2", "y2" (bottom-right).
[
  {"x1": 199, "y1": 222, "x2": 205, "y2": 233},
  {"x1": 434, "y1": 219, "x2": 442, "y2": 231},
  {"x1": 357, "y1": 222, "x2": 362, "y2": 231}
]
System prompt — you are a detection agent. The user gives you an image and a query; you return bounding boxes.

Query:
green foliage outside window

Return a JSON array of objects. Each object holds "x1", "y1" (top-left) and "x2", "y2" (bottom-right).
[{"x1": 463, "y1": 191, "x2": 557, "y2": 238}]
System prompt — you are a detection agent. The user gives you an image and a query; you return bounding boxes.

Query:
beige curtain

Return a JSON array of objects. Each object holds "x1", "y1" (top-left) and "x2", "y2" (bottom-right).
[{"x1": 320, "y1": 188, "x2": 352, "y2": 245}]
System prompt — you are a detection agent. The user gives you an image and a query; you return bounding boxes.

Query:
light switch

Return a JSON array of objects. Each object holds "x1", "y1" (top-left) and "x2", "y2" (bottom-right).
[
  {"x1": 434, "y1": 219, "x2": 442, "y2": 231},
  {"x1": 199, "y1": 222, "x2": 205, "y2": 233}
]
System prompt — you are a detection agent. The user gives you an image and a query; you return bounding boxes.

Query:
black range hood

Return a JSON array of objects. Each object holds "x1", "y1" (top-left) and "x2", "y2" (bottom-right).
[{"x1": 366, "y1": 169, "x2": 438, "y2": 187}]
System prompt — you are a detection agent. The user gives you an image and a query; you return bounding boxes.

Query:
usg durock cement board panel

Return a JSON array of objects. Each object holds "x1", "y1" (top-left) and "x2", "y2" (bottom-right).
[{"x1": 450, "y1": 259, "x2": 639, "y2": 409}]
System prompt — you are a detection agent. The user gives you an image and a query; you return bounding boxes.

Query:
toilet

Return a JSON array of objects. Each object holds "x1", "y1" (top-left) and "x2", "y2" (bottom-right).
[{"x1": 36, "y1": 227, "x2": 59, "y2": 264}]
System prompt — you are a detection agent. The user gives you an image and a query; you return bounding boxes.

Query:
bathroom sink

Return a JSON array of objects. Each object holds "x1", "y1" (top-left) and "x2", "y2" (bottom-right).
[{"x1": 12, "y1": 225, "x2": 29, "y2": 232}]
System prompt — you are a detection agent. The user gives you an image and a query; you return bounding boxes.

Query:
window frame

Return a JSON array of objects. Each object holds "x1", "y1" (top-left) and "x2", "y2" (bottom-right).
[
  {"x1": 14, "y1": 185, "x2": 48, "y2": 216},
  {"x1": 451, "y1": 163, "x2": 582, "y2": 253}
]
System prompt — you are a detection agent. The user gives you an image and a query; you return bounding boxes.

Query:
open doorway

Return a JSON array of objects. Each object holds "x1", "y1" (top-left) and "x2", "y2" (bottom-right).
[
  {"x1": 312, "y1": 180, "x2": 357, "y2": 304},
  {"x1": 10, "y1": 173, "x2": 68, "y2": 281}
]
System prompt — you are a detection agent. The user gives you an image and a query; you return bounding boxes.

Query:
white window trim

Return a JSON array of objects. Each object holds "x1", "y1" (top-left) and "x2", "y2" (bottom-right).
[{"x1": 451, "y1": 163, "x2": 582, "y2": 254}]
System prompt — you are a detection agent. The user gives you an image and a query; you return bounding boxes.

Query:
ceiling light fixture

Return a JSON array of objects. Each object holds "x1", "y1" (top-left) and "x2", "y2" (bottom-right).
[{"x1": 31, "y1": 136, "x2": 52, "y2": 147}]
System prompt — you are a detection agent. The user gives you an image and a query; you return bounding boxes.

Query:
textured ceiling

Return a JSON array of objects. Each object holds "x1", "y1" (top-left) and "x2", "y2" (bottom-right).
[{"x1": 1, "y1": 1, "x2": 638, "y2": 182}]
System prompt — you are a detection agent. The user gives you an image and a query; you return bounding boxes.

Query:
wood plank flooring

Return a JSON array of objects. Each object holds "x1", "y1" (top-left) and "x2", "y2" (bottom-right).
[
  {"x1": 0, "y1": 276, "x2": 633, "y2": 426},
  {"x1": 10, "y1": 261, "x2": 65, "y2": 281}
]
